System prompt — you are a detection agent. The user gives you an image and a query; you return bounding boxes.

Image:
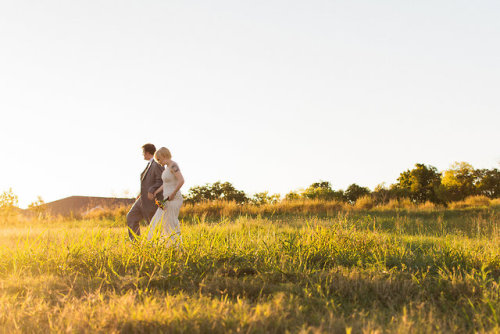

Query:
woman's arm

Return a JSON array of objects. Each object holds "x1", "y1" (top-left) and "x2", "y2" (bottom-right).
[{"x1": 167, "y1": 162, "x2": 184, "y2": 200}]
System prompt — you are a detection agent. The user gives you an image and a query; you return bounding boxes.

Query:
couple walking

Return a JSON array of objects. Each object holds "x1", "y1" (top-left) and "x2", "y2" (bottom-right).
[{"x1": 126, "y1": 143, "x2": 184, "y2": 245}]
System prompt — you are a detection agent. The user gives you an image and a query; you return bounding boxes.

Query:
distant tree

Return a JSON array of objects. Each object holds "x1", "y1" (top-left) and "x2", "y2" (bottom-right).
[
  {"x1": 371, "y1": 183, "x2": 398, "y2": 204},
  {"x1": 28, "y1": 196, "x2": 46, "y2": 218},
  {"x1": 344, "y1": 184, "x2": 371, "y2": 204},
  {"x1": 184, "y1": 181, "x2": 248, "y2": 204},
  {"x1": 474, "y1": 168, "x2": 500, "y2": 198},
  {"x1": 0, "y1": 188, "x2": 18, "y2": 209},
  {"x1": 439, "y1": 162, "x2": 476, "y2": 202},
  {"x1": 303, "y1": 181, "x2": 345, "y2": 201},
  {"x1": 252, "y1": 192, "x2": 281, "y2": 205},
  {"x1": 215, "y1": 182, "x2": 248, "y2": 203},
  {"x1": 0, "y1": 188, "x2": 19, "y2": 221},
  {"x1": 309, "y1": 181, "x2": 331, "y2": 189},
  {"x1": 284, "y1": 191, "x2": 301, "y2": 201},
  {"x1": 395, "y1": 163, "x2": 442, "y2": 203},
  {"x1": 186, "y1": 184, "x2": 214, "y2": 203}
]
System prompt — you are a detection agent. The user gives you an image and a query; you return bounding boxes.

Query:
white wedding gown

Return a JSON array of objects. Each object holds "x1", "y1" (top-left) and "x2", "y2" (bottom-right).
[{"x1": 147, "y1": 165, "x2": 183, "y2": 246}]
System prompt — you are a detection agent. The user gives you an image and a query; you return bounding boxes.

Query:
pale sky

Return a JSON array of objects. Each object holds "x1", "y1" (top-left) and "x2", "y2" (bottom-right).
[{"x1": 1, "y1": 0, "x2": 499, "y2": 208}]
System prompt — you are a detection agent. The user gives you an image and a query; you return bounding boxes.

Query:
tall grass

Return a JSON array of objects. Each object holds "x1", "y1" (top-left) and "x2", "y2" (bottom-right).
[
  {"x1": 0, "y1": 211, "x2": 499, "y2": 333},
  {"x1": 63, "y1": 197, "x2": 500, "y2": 223}
]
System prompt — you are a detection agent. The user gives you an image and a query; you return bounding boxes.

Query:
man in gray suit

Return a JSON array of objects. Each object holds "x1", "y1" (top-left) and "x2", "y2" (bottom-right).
[{"x1": 126, "y1": 143, "x2": 164, "y2": 240}]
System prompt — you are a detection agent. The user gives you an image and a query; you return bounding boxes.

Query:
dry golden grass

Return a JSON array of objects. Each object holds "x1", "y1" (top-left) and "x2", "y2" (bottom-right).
[
  {"x1": 450, "y1": 195, "x2": 491, "y2": 209},
  {"x1": 171, "y1": 199, "x2": 350, "y2": 221},
  {"x1": 9, "y1": 196, "x2": 497, "y2": 225},
  {"x1": 0, "y1": 212, "x2": 499, "y2": 333},
  {"x1": 354, "y1": 195, "x2": 374, "y2": 210}
]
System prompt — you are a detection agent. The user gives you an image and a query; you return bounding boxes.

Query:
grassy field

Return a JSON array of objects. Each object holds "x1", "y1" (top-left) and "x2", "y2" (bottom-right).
[{"x1": 0, "y1": 209, "x2": 499, "y2": 333}]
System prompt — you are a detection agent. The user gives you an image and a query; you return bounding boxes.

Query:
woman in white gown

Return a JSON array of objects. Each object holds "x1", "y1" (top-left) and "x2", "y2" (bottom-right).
[{"x1": 147, "y1": 147, "x2": 184, "y2": 245}]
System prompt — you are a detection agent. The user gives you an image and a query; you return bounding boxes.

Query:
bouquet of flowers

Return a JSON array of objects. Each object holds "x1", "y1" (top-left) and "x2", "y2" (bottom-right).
[{"x1": 155, "y1": 198, "x2": 168, "y2": 210}]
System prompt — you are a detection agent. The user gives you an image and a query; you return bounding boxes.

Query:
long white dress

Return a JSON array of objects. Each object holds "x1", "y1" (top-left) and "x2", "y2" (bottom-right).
[{"x1": 147, "y1": 164, "x2": 183, "y2": 245}]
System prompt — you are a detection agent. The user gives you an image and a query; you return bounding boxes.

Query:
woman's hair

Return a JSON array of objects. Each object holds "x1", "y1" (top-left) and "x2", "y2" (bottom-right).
[{"x1": 154, "y1": 147, "x2": 172, "y2": 161}]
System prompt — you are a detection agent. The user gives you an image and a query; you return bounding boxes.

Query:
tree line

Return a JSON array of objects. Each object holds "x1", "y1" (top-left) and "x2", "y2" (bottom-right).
[
  {"x1": 184, "y1": 162, "x2": 500, "y2": 205},
  {"x1": 1, "y1": 161, "x2": 498, "y2": 211}
]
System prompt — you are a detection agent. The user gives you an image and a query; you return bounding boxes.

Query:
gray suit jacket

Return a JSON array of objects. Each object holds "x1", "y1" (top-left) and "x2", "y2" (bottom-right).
[{"x1": 140, "y1": 160, "x2": 164, "y2": 213}]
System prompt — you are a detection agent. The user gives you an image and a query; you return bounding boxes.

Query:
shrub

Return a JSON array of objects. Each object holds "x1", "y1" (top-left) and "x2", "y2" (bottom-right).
[
  {"x1": 448, "y1": 201, "x2": 467, "y2": 209},
  {"x1": 354, "y1": 195, "x2": 374, "y2": 210},
  {"x1": 464, "y1": 195, "x2": 491, "y2": 207},
  {"x1": 417, "y1": 201, "x2": 439, "y2": 211},
  {"x1": 449, "y1": 195, "x2": 492, "y2": 209}
]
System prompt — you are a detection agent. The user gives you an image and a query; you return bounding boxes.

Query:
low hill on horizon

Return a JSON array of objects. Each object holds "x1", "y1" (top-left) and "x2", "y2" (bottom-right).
[{"x1": 38, "y1": 196, "x2": 135, "y2": 217}]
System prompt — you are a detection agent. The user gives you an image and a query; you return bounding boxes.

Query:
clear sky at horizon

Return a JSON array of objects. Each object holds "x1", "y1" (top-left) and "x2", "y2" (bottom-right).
[{"x1": 1, "y1": 0, "x2": 499, "y2": 208}]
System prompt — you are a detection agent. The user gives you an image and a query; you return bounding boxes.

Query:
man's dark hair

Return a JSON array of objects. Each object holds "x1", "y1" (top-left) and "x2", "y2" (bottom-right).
[{"x1": 142, "y1": 143, "x2": 156, "y2": 155}]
